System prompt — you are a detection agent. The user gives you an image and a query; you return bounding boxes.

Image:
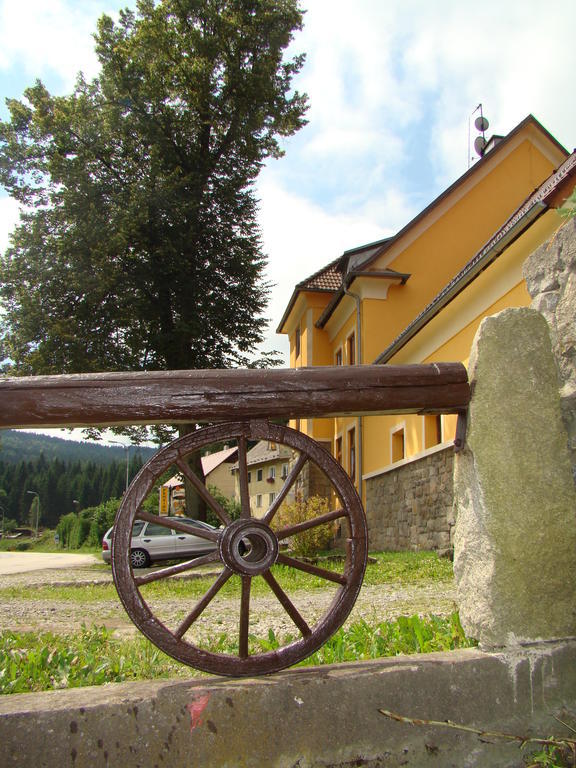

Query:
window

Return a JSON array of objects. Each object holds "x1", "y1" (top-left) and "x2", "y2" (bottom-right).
[
  {"x1": 424, "y1": 414, "x2": 443, "y2": 449},
  {"x1": 347, "y1": 333, "x2": 356, "y2": 365},
  {"x1": 281, "y1": 463, "x2": 289, "y2": 479},
  {"x1": 268, "y1": 466, "x2": 276, "y2": 481},
  {"x1": 335, "y1": 436, "x2": 343, "y2": 465},
  {"x1": 144, "y1": 522, "x2": 172, "y2": 537},
  {"x1": 268, "y1": 441, "x2": 277, "y2": 451},
  {"x1": 295, "y1": 327, "x2": 301, "y2": 359},
  {"x1": 269, "y1": 492, "x2": 276, "y2": 506},
  {"x1": 348, "y1": 428, "x2": 356, "y2": 482},
  {"x1": 391, "y1": 427, "x2": 405, "y2": 463},
  {"x1": 256, "y1": 494, "x2": 262, "y2": 508},
  {"x1": 247, "y1": 471, "x2": 252, "y2": 483},
  {"x1": 335, "y1": 348, "x2": 343, "y2": 366},
  {"x1": 257, "y1": 469, "x2": 263, "y2": 482}
]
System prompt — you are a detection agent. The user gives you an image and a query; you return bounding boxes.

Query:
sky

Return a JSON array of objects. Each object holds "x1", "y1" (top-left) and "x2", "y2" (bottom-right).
[{"x1": 1, "y1": 0, "x2": 575, "y2": 371}]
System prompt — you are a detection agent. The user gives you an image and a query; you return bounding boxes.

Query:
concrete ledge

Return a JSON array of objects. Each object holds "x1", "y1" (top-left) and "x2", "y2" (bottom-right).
[{"x1": 1, "y1": 641, "x2": 576, "y2": 767}]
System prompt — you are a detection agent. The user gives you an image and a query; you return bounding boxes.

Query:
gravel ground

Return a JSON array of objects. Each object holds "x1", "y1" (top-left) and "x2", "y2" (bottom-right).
[{"x1": 0, "y1": 563, "x2": 457, "y2": 642}]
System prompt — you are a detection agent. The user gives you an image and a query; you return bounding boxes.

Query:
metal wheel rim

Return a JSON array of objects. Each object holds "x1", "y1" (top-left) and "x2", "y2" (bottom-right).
[{"x1": 111, "y1": 420, "x2": 368, "y2": 676}]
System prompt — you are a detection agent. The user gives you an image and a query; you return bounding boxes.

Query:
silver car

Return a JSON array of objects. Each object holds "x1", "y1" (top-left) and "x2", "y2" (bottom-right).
[{"x1": 102, "y1": 516, "x2": 219, "y2": 569}]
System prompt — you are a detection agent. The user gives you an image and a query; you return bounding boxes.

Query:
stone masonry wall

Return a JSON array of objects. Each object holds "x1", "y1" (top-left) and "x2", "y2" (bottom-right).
[
  {"x1": 523, "y1": 217, "x2": 576, "y2": 480},
  {"x1": 365, "y1": 447, "x2": 455, "y2": 553}
]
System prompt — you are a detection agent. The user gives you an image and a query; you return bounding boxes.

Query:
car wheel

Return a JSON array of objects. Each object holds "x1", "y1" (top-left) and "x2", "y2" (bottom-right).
[{"x1": 130, "y1": 548, "x2": 150, "y2": 569}]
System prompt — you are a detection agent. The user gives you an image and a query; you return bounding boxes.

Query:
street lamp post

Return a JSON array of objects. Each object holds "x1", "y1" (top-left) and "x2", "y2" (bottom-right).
[
  {"x1": 26, "y1": 491, "x2": 40, "y2": 538},
  {"x1": 0, "y1": 503, "x2": 5, "y2": 539}
]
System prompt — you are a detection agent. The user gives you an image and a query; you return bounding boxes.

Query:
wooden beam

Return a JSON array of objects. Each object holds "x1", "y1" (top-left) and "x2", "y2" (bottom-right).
[{"x1": 0, "y1": 363, "x2": 469, "y2": 429}]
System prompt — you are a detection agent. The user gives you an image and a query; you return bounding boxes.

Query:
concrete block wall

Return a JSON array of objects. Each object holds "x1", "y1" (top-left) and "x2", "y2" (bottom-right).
[{"x1": 1, "y1": 642, "x2": 575, "y2": 768}]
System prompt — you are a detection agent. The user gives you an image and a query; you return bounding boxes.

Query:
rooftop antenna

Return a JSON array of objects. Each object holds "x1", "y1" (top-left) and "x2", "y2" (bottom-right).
[{"x1": 468, "y1": 104, "x2": 490, "y2": 168}]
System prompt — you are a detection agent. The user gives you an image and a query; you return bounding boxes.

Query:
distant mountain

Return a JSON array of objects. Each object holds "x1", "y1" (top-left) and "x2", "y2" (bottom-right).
[{"x1": 0, "y1": 430, "x2": 157, "y2": 465}]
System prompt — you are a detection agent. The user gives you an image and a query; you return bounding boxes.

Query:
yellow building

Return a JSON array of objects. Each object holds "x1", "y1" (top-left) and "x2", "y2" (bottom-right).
[
  {"x1": 160, "y1": 446, "x2": 238, "y2": 515},
  {"x1": 232, "y1": 440, "x2": 294, "y2": 517},
  {"x1": 278, "y1": 115, "x2": 575, "y2": 550}
]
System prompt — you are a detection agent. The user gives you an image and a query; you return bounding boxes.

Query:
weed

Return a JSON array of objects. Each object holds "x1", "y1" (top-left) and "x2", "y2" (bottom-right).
[{"x1": 0, "y1": 612, "x2": 474, "y2": 694}]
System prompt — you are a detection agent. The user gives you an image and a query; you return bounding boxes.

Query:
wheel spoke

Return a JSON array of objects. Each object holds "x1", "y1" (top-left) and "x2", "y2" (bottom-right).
[
  {"x1": 276, "y1": 508, "x2": 347, "y2": 541},
  {"x1": 263, "y1": 452, "x2": 308, "y2": 526},
  {"x1": 112, "y1": 419, "x2": 368, "y2": 676},
  {"x1": 239, "y1": 575, "x2": 251, "y2": 658},
  {"x1": 134, "y1": 551, "x2": 221, "y2": 587},
  {"x1": 276, "y1": 553, "x2": 347, "y2": 585},
  {"x1": 262, "y1": 570, "x2": 311, "y2": 637},
  {"x1": 136, "y1": 509, "x2": 220, "y2": 542},
  {"x1": 174, "y1": 567, "x2": 233, "y2": 639},
  {"x1": 175, "y1": 458, "x2": 232, "y2": 526},
  {"x1": 237, "y1": 435, "x2": 251, "y2": 519}
]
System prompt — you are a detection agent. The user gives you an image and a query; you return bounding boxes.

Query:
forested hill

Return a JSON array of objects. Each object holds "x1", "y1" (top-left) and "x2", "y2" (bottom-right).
[
  {"x1": 0, "y1": 430, "x2": 156, "y2": 464},
  {"x1": 0, "y1": 431, "x2": 157, "y2": 528}
]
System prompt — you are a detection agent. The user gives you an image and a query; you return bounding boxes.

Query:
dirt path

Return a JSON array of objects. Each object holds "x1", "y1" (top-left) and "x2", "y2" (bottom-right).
[{"x1": 0, "y1": 565, "x2": 457, "y2": 640}]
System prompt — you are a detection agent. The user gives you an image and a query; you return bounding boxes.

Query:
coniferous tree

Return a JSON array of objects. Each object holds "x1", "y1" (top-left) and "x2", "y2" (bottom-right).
[{"x1": 0, "y1": 0, "x2": 307, "y2": 375}]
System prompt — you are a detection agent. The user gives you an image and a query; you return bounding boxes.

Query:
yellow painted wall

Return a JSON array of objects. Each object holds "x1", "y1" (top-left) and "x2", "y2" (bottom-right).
[
  {"x1": 279, "y1": 122, "x2": 567, "y2": 496},
  {"x1": 353, "y1": 140, "x2": 560, "y2": 360},
  {"x1": 206, "y1": 462, "x2": 236, "y2": 499},
  {"x1": 361, "y1": 210, "x2": 564, "y2": 477}
]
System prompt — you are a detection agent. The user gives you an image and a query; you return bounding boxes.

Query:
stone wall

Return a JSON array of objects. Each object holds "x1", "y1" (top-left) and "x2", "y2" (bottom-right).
[
  {"x1": 365, "y1": 446, "x2": 455, "y2": 553},
  {"x1": 523, "y1": 217, "x2": 576, "y2": 480}
]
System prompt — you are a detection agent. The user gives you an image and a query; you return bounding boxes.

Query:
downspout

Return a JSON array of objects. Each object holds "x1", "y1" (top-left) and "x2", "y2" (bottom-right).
[{"x1": 343, "y1": 283, "x2": 364, "y2": 501}]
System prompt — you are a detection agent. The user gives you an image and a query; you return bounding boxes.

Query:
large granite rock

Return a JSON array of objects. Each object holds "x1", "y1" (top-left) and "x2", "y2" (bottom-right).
[
  {"x1": 453, "y1": 307, "x2": 576, "y2": 648},
  {"x1": 524, "y1": 218, "x2": 576, "y2": 476}
]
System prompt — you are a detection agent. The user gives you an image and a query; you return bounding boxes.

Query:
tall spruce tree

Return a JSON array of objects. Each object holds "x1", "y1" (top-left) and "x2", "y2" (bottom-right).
[{"x1": 0, "y1": 0, "x2": 307, "y2": 375}]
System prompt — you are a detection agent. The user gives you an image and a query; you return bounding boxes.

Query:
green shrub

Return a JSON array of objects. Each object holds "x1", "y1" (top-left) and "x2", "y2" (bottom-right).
[
  {"x1": 68, "y1": 516, "x2": 91, "y2": 550},
  {"x1": 275, "y1": 495, "x2": 335, "y2": 557},
  {"x1": 0, "y1": 518, "x2": 17, "y2": 535},
  {"x1": 207, "y1": 485, "x2": 242, "y2": 527},
  {"x1": 81, "y1": 498, "x2": 120, "y2": 545},
  {"x1": 56, "y1": 513, "x2": 78, "y2": 549}
]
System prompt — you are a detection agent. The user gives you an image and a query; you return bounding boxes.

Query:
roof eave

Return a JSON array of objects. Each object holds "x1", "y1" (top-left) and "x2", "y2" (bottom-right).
[
  {"x1": 316, "y1": 271, "x2": 411, "y2": 329},
  {"x1": 277, "y1": 286, "x2": 337, "y2": 334},
  {"x1": 360, "y1": 115, "x2": 569, "y2": 273}
]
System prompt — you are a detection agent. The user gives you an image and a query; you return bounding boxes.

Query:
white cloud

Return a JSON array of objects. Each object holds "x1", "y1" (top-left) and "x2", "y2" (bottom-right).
[
  {"x1": 0, "y1": 0, "x2": 122, "y2": 91},
  {"x1": 1, "y1": 0, "x2": 575, "y2": 367},
  {"x1": 393, "y1": 0, "x2": 576, "y2": 185},
  {"x1": 255, "y1": 171, "x2": 417, "y2": 360}
]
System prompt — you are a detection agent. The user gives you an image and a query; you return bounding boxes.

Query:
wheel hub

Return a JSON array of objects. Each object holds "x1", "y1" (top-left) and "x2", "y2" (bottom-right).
[{"x1": 219, "y1": 518, "x2": 279, "y2": 576}]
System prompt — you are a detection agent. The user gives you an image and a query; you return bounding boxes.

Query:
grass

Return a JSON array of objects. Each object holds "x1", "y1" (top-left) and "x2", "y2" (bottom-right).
[
  {"x1": 0, "y1": 550, "x2": 464, "y2": 694},
  {"x1": 0, "y1": 612, "x2": 475, "y2": 695},
  {"x1": 0, "y1": 529, "x2": 101, "y2": 555},
  {"x1": 0, "y1": 551, "x2": 452, "y2": 603},
  {"x1": 0, "y1": 625, "x2": 188, "y2": 694}
]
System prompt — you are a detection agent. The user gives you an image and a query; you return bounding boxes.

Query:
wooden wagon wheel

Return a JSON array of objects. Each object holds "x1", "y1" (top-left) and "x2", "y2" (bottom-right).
[{"x1": 111, "y1": 420, "x2": 367, "y2": 676}]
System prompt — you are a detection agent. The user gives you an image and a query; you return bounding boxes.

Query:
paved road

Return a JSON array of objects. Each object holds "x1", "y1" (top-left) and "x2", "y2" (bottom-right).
[{"x1": 0, "y1": 551, "x2": 100, "y2": 575}]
